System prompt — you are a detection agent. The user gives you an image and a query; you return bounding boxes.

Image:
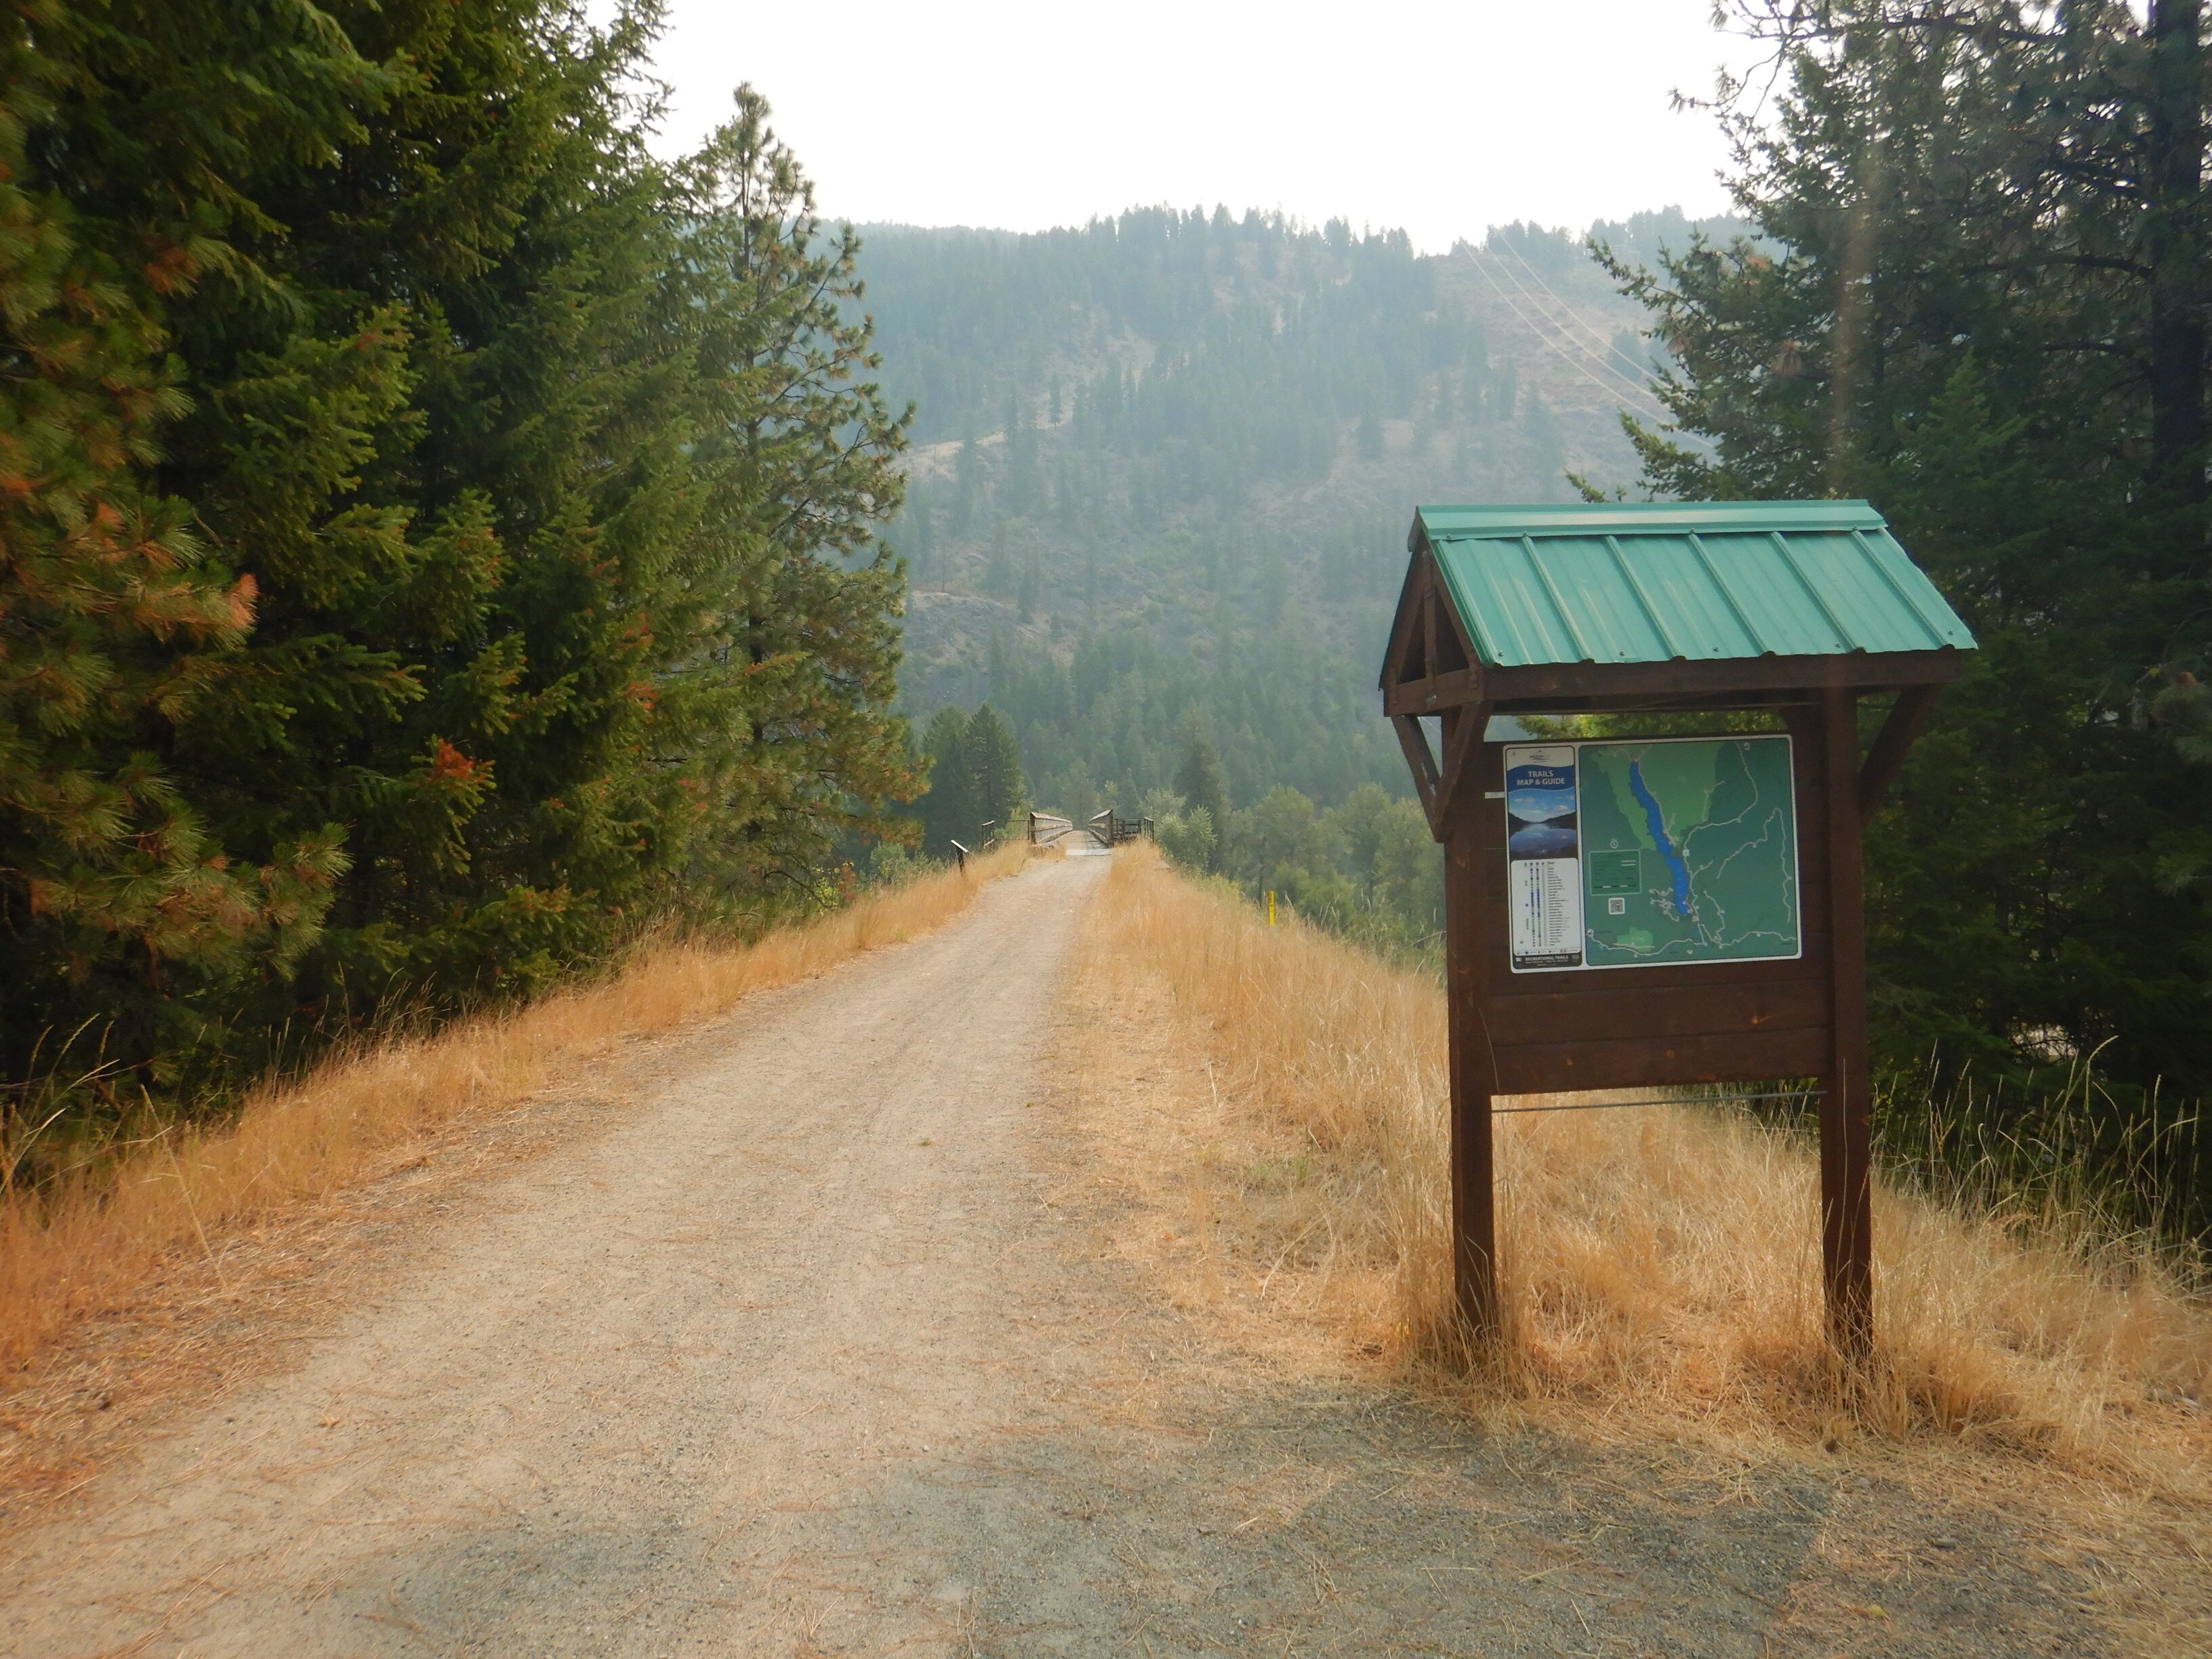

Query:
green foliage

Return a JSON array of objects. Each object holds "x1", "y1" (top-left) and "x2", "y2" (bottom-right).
[
  {"x1": 1172, "y1": 712, "x2": 1229, "y2": 868},
  {"x1": 1, "y1": 5, "x2": 911, "y2": 1143},
  {"x1": 669, "y1": 85, "x2": 916, "y2": 905},
  {"x1": 905, "y1": 701, "x2": 1026, "y2": 851},
  {"x1": 960, "y1": 704, "x2": 1026, "y2": 841},
  {"x1": 1154, "y1": 805, "x2": 1216, "y2": 873},
  {"x1": 989, "y1": 617, "x2": 1408, "y2": 834},
  {"x1": 0, "y1": 0, "x2": 364, "y2": 1101},
  {"x1": 912, "y1": 705, "x2": 972, "y2": 856},
  {"x1": 1153, "y1": 780, "x2": 1439, "y2": 964},
  {"x1": 863, "y1": 208, "x2": 1742, "y2": 828},
  {"x1": 1607, "y1": 1, "x2": 2211, "y2": 1225}
]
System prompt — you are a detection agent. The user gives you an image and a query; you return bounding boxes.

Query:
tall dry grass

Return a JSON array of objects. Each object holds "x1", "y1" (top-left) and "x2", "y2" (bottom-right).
[
  {"x1": 0, "y1": 842, "x2": 1036, "y2": 1380},
  {"x1": 1088, "y1": 847, "x2": 2212, "y2": 1481}
]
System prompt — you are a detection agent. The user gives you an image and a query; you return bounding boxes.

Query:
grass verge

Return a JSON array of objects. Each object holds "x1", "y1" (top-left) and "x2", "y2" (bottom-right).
[
  {"x1": 0, "y1": 842, "x2": 1036, "y2": 1384},
  {"x1": 1077, "y1": 848, "x2": 2211, "y2": 1482}
]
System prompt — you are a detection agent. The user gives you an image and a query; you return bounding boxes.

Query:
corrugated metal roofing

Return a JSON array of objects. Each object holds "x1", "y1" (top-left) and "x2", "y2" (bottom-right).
[{"x1": 1411, "y1": 501, "x2": 1975, "y2": 668}]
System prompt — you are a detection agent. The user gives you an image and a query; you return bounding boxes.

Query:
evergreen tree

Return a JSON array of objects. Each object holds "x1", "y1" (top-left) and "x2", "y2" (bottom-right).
[
  {"x1": 1, "y1": 8, "x2": 918, "y2": 1134},
  {"x1": 1006, "y1": 394, "x2": 1039, "y2": 514},
  {"x1": 674, "y1": 85, "x2": 917, "y2": 907},
  {"x1": 81, "y1": 0, "x2": 731, "y2": 1027},
  {"x1": 1173, "y1": 711, "x2": 1230, "y2": 868},
  {"x1": 914, "y1": 705, "x2": 970, "y2": 855},
  {"x1": 960, "y1": 703, "x2": 1025, "y2": 840},
  {"x1": 0, "y1": 0, "x2": 365, "y2": 1103},
  {"x1": 1018, "y1": 552, "x2": 1042, "y2": 621},
  {"x1": 1605, "y1": 1, "x2": 2212, "y2": 1102}
]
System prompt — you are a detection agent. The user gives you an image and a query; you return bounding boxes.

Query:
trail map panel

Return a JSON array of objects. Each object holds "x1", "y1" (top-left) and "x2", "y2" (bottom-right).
[{"x1": 1503, "y1": 736, "x2": 1801, "y2": 973}]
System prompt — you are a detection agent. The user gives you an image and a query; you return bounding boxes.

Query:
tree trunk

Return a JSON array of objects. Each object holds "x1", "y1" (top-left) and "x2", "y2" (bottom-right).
[{"x1": 2147, "y1": 0, "x2": 2208, "y2": 508}]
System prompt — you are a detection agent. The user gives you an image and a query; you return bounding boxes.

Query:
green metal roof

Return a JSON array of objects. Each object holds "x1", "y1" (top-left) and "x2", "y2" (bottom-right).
[{"x1": 1410, "y1": 501, "x2": 1975, "y2": 668}]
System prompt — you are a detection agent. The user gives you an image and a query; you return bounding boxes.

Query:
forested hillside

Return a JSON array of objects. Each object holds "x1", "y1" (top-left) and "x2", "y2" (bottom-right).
[
  {"x1": 859, "y1": 209, "x2": 1737, "y2": 821},
  {"x1": 7, "y1": 0, "x2": 2205, "y2": 1237}
]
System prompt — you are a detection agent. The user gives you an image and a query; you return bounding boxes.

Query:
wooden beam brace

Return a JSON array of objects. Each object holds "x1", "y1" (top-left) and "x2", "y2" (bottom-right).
[
  {"x1": 1382, "y1": 667, "x2": 1485, "y2": 716},
  {"x1": 1856, "y1": 682, "x2": 1942, "y2": 825},
  {"x1": 1379, "y1": 548, "x2": 1431, "y2": 692},
  {"x1": 1393, "y1": 714, "x2": 1446, "y2": 840},
  {"x1": 1437, "y1": 700, "x2": 1493, "y2": 823},
  {"x1": 1422, "y1": 583, "x2": 1440, "y2": 692},
  {"x1": 1819, "y1": 687, "x2": 1875, "y2": 1359},
  {"x1": 1488, "y1": 689, "x2": 1820, "y2": 716}
]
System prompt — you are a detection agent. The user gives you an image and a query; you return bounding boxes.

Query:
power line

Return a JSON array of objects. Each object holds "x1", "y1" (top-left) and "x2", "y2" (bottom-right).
[
  {"x1": 1497, "y1": 238, "x2": 1652, "y2": 384},
  {"x1": 1498, "y1": 239, "x2": 1662, "y2": 391},
  {"x1": 1475, "y1": 251, "x2": 1668, "y2": 421},
  {"x1": 1488, "y1": 243, "x2": 1667, "y2": 414},
  {"x1": 1469, "y1": 255, "x2": 1670, "y2": 425}
]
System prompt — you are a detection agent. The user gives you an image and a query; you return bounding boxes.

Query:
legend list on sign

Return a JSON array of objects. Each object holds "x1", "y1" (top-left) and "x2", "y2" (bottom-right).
[{"x1": 1503, "y1": 745, "x2": 1584, "y2": 970}]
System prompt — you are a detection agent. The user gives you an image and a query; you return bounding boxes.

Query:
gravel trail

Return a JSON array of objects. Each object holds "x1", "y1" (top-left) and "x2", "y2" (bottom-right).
[
  {"x1": 4, "y1": 857, "x2": 1118, "y2": 1655},
  {"x1": 0, "y1": 853, "x2": 2112, "y2": 1657}
]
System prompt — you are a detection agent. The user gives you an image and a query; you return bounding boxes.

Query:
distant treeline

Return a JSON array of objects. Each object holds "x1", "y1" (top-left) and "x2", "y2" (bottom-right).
[{"x1": 1, "y1": 3, "x2": 909, "y2": 1156}]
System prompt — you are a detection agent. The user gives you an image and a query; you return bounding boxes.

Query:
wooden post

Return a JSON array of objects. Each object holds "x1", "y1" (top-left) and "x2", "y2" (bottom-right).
[
  {"x1": 1443, "y1": 797, "x2": 1498, "y2": 1344},
  {"x1": 1818, "y1": 687, "x2": 1875, "y2": 1356}
]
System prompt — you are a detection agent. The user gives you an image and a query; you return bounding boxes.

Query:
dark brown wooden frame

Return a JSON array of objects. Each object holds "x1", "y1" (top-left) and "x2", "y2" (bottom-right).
[{"x1": 1382, "y1": 543, "x2": 1960, "y2": 1355}]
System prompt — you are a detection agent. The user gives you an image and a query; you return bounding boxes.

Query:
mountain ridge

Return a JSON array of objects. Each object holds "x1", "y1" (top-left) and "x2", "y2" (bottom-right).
[{"x1": 854, "y1": 205, "x2": 1755, "y2": 818}]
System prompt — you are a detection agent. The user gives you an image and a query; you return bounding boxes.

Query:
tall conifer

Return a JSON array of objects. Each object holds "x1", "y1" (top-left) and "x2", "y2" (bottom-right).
[
  {"x1": 1606, "y1": 0, "x2": 2212, "y2": 1101},
  {"x1": 1, "y1": 7, "x2": 920, "y2": 1130},
  {"x1": 960, "y1": 704, "x2": 1026, "y2": 840}
]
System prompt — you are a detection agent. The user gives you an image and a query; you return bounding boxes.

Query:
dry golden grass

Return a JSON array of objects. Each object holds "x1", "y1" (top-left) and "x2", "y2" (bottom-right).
[
  {"x1": 0, "y1": 842, "x2": 1037, "y2": 1382},
  {"x1": 1082, "y1": 846, "x2": 2212, "y2": 1490}
]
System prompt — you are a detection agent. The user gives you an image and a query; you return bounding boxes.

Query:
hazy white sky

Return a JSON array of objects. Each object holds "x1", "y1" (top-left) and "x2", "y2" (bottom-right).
[{"x1": 626, "y1": 1, "x2": 1765, "y2": 251}]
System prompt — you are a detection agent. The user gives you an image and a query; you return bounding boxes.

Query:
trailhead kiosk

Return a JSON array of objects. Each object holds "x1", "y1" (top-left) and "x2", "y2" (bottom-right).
[{"x1": 1378, "y1": 501, "x2": 1976, "y2": 1354}]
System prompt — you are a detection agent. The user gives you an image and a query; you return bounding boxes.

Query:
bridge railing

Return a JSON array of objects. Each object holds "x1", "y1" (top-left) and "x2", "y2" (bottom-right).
[{"x1": 1085, "y1": 809, "x2": 1155, "y2": 848}]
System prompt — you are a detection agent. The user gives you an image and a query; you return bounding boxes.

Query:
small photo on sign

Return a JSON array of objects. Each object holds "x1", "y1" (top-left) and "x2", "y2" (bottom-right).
[{"x1": 1504, "y1": 745, "x2": 1584, "y2": 970}]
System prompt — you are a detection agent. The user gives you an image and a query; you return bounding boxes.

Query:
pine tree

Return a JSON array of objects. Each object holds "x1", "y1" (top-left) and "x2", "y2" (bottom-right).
[
  {"x1": 1173, "y1": 711, "x2": 1230, "y2": 867},
  {"x1": 3, "y1": 9, "x2": 919, "y2": 1128},
  {"x1": 0, "y1": 0, "x2": 359, "y2": 1106},
  {"x1": 1006, "y1": 393, "x2": 1039, "y2": 514},
  {"x1": 138, "y1": 0, "x2": 709, "y2": 1013},
  {"x1": 960, "y1": 704, "x2": 1025, "y2": 841},
  {"x1": 1018, "y1": 553, "x2": 1042, "y2": 621},
  {"x1": 672, "y1": 84, "x2": 918, "y2": 909},
  {"x1": 914, "y1": 705, "x2": 970, "y2": 855},
  {"x1": 1607, "y1": 0, "x2": 2212, "y2": 1100}
]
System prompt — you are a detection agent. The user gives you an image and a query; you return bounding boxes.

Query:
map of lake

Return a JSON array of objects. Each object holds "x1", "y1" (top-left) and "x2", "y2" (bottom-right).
[{"x1": 1575, "y1": 736, "x2": 1801, "y2": 967}]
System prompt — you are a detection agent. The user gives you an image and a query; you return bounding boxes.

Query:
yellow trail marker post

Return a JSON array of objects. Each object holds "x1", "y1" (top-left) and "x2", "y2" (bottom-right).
[{"x1": 1267, "y1": 890, "x2": 1276, "y2": 926}]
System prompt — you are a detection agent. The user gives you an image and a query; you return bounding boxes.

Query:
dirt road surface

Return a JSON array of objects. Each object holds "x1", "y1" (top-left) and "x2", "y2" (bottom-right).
[{"x1": 2, "y1": 856, "x2": 2109, "y2": 1656}]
